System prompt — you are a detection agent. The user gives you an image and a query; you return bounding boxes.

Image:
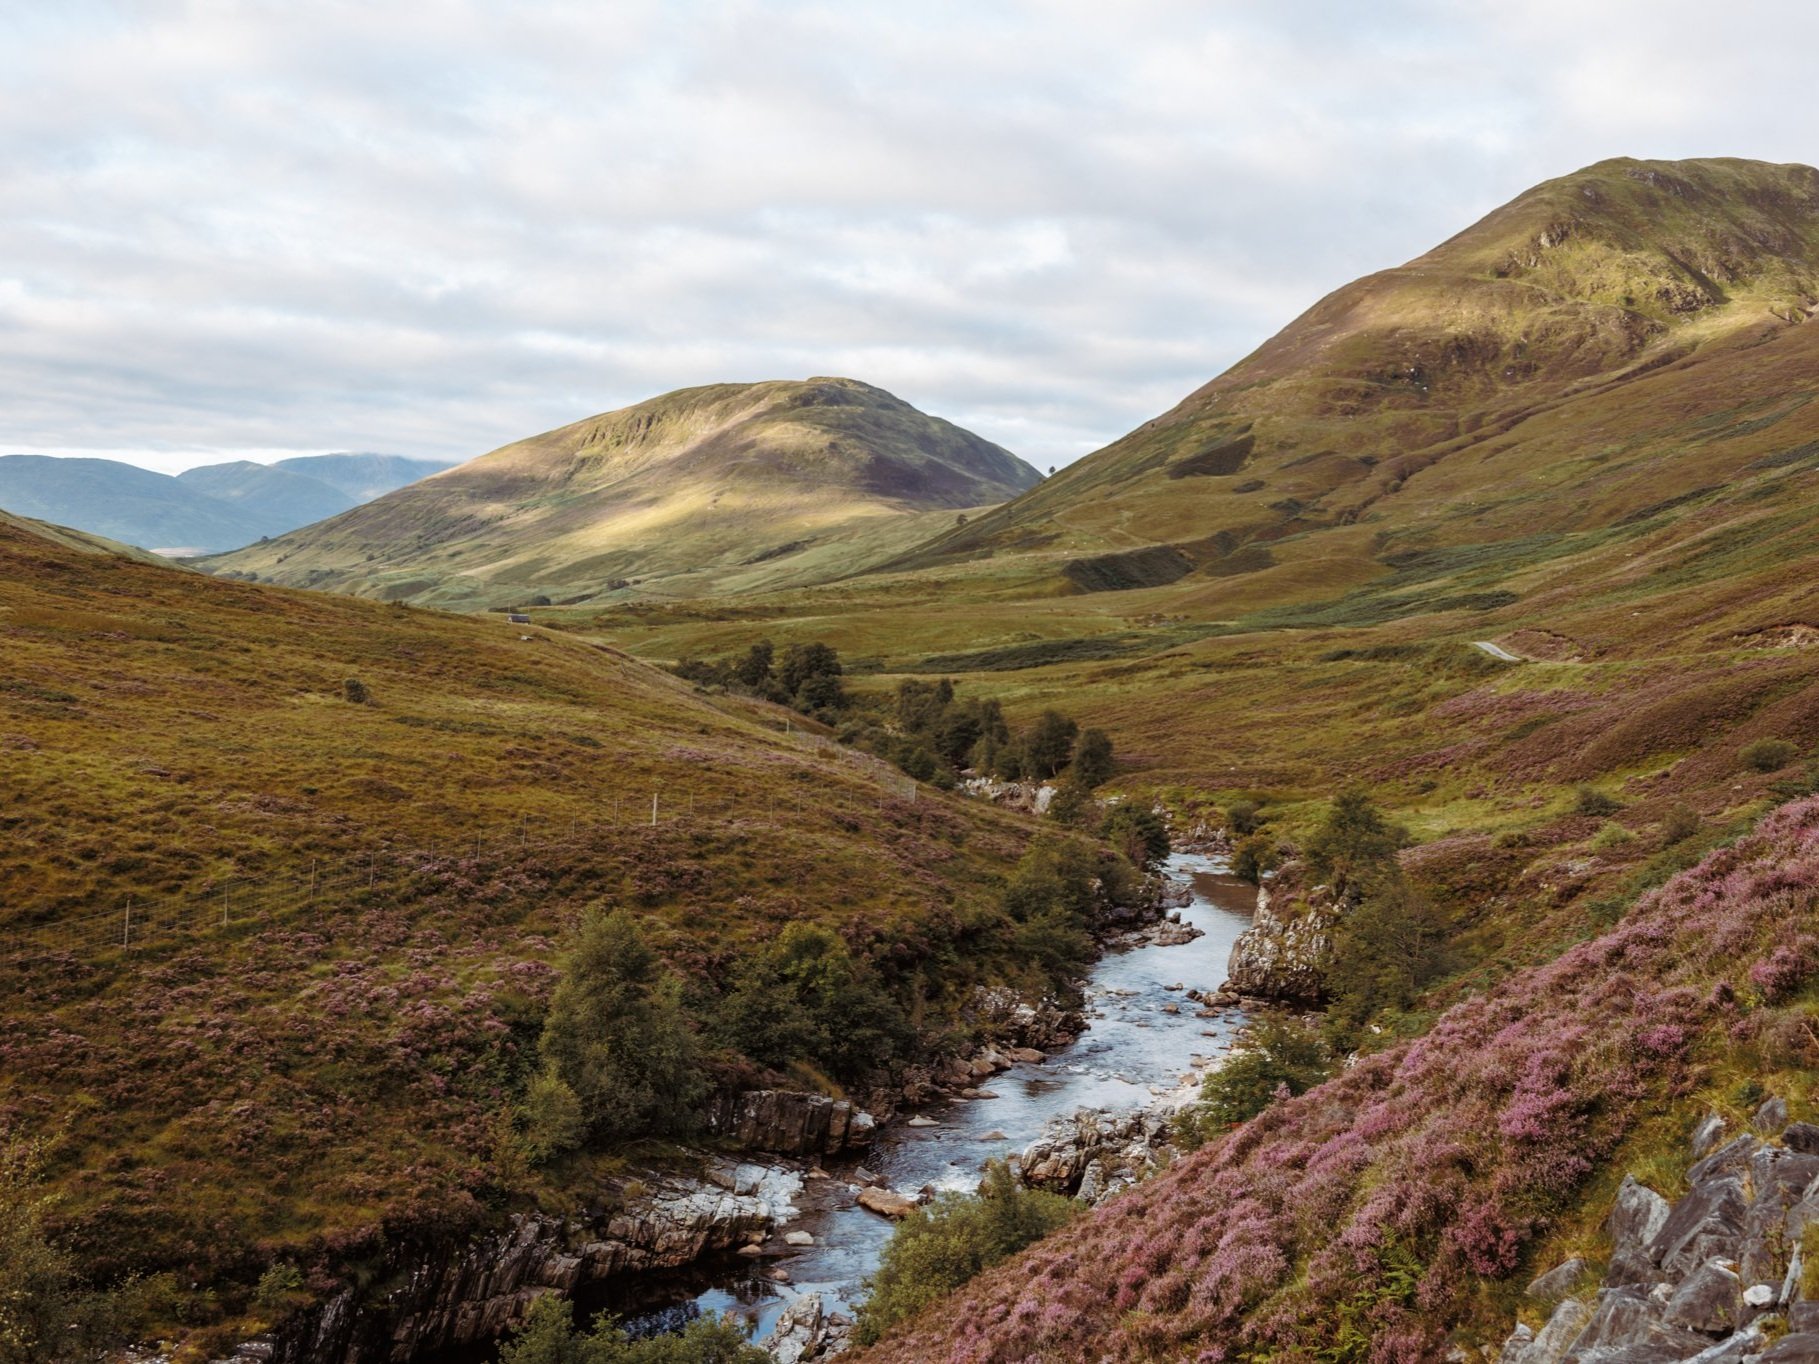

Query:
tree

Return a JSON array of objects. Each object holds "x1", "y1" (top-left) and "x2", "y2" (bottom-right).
[
  {"x1": 732, "y1": 640, "x2": 773, "y2": 690},
  {"x1": 1070, "y1": 728, "x2": 1114, "y2": 789},
  {"x1": 538, "y1": 910, "x2": 706, "y2": 1144},
  {"x1": 1324, "y1": 878, "x2": 1452, "y2": 1045},
  {"x1": 1020, "y1": 710, "x2": 1079, "y2": 779},
  {"x1": 1303, "y1": 790, "x2": 1403, "y2": 893},
  {"x1": 1102, "y1": 804, "x2": 1170, "y2": 873},
  {"x1": 714, "y1": 924, "x2": 910, "y2": 1080},
  {"x1": 777, "y1": 643, "x2": 843, "y2": 710}
]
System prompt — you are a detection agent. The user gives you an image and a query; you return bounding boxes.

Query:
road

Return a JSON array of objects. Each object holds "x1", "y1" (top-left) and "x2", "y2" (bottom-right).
[{"x1": 1472, "y1": 640, "x2": 1522, "y2": 663}]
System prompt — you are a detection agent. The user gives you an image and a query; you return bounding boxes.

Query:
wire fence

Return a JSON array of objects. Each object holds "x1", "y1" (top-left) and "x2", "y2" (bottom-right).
[{"x1": 2, "y1": 727, "x2": 927, "y2": 973}]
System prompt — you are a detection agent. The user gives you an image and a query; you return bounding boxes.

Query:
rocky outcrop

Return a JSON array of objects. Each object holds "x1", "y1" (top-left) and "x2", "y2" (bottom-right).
[
  {"x1": 1016, "y1": 1107, "x2": 1177, "y2": 1205},
  {"x1": 1500, "y1": 1101, "x2": 1819, "y2": 1363},
  {"x1": 704, "y1": 1090, "x2": 876, "y2": 1157},
  {"x1": 1222, "y1": 863, "x2": 1339, "y2": 1004},
  {"x1": 764, "y1": 1292, "x2": 850, "y2": 1363},
  {"x1": 246, "y1": 1159, "x2": 803, "y2": 1364}
]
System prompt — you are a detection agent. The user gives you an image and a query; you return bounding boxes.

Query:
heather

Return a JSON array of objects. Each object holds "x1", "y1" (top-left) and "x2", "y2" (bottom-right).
[{"x1": 857, "y1": 795, "x2": 1819, "y2": 1362}]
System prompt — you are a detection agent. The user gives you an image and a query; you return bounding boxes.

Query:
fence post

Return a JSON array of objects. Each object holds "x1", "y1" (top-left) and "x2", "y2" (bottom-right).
[{"x1": 650, "y1": 793, "x2": 658, "y2": 827}]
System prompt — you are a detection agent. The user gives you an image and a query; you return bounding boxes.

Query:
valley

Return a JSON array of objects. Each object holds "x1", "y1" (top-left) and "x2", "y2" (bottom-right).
[{"x1": 11, "y1": 155, "x2": 1819, "y2": 1364}]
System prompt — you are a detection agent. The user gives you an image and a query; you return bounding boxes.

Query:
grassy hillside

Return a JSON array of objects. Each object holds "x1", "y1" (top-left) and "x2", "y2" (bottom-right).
[
  {"x1": 0, "y1": 512, "x2": 1063, "y2": 1353},
  {"x1": 205, "y1": 378, "x2": 1041, "y2": 608}
]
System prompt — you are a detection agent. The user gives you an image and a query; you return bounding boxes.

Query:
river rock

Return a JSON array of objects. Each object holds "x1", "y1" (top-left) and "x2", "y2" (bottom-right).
[
  {"x1": 784, "y1": 1231, "x2": 814, "y2": 1247},
  {"x1": 766, "y1": 1291, "x2": 825, "y2": 1364},
  {"x1": 906, "y1": 1115, "x2": 938, "y2": 1128},
  {"x1": 1008, "y1": 1047, "x2": 1046, "y2": 1064},
  {"x1": 857, "y1": 1188, "x2": 919, "y2": 1219}
]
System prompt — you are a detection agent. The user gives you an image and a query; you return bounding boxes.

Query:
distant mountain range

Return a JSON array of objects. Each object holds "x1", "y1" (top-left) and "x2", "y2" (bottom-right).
[
  {"x1": 204, "y1": 378, "x2": 1042, "y2": 606},
  {"x1": 0, "y1": 451, "x2": 455, "y2": 555}
]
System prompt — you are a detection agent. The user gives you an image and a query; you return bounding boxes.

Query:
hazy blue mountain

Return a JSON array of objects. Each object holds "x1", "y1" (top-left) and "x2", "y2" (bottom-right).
[
  {"x1": 0, "y1": 451, "x2": 454, "y2": 555},
  {"x1": 270, "y1": 453, "x2": 453, "y2": 503}
]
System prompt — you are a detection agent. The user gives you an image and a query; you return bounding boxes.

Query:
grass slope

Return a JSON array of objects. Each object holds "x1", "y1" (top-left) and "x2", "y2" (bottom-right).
[
  {"x1": 0, "y1": 513, "x2": 1049, "y2": 1352},
  {"x1": 205, "y1": 378, "x2": 1041, "y2": 609}
]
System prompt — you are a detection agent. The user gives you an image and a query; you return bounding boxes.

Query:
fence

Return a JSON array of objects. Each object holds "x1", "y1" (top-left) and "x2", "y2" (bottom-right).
[{"x1": 2, "y1": 724, "x2": 927, "y2": 972}]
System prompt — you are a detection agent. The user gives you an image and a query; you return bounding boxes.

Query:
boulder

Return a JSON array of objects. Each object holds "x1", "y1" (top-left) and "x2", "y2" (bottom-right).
[
  {"x1": 1510, "y1": 1295, "x2": 1593, "y2": 1364},
  {"x1": 784, "y1": 1231, "x2": 814, "y2": 1247},
  {"x1": 1662, "y1": 1259, "x2": 1743, "y2": 1335},
  {"x1": 1608, "y1": 1176, "x2": 1673, "y2": 1259},
  {"x1": 1760, "y1": 1334, "x2": 1819, "y2": 1362},
  {"x1": 1692, "y1": 1114, "x2": 1729, "y2": 1159},
  {"x1": 766, "y1": 1291, "x2": 826, "y2": 1364},
  {"x1": 1784, "y1": 1123, "x2": 1819, "y2": 1156},
  {"x1": 857, "y1": 1188, "x2": 918, "y2": 1219},
  {"x1": 1570, "y1": 1286, "x2": 1710, "y2": 1358},
  {"x1": 1649, "y1": 1175, "x2": 1747, "y2": 1277},
  {"x1": 1221, "y1": 864, "x2": 1339, "y2": 1004},
  {"x1": 1527, "y1": 1259, "x2": 1588, "y2": 1304},
  {"x1": 1758, "y1": 1097, "x2": 1792, "y2": 1136}
]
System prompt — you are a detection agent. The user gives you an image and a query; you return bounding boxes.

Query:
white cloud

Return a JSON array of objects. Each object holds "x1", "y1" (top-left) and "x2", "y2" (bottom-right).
[{"x1": 0, "y1": 0, "x2": 1815, "y2": 474}]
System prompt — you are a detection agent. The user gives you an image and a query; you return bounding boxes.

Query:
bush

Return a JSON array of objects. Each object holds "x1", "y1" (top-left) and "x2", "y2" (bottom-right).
[
  {"x1": 1591, "y1": 821, "x2": 1635, "y2": 851},
  {"x1": 1232, "y1": 834, "x2": 1280, "y2": 886},
  {"x1": 539, "y1": 910, "x2": 706, "y2": 1144},
  {"x1": 499, "y1": 1292, "x2": 768, "y2": 1363},
  {"x1": 1324, "y1": 880, "x2": 1452, "y2": 1046},
  {"x1": 1574, "y1": 785, "x2": 1622, "y2": 817},
  {"x1": 1225, "y1": 799, "x2": 1262, "y2": 836},
  {"x1": 1178, "y1": 1014, "x2": 1331, "y2": 1143},
  {"x1": 855, "y1": 1161, "x2": 1078, "y2": 1345},
  {"x1": 1019, "y1": 710, "x2": 1080, "y2": 779},
  {"x1": 519, "y1": 1069, "x2": 587, "y2": 1164},
  {"x1": 251, "y1": 1263, "x2": 304, "y2": 1314},
  {"x1": 1742, "y1": 739, "x2": 1799, "y2": 772},
  {"x1": 342, "y1": 677, "x2": 369, "y2": 705},
  {"x1": 1659, "y1": 805, "x2": 1701, "y2": 844}
]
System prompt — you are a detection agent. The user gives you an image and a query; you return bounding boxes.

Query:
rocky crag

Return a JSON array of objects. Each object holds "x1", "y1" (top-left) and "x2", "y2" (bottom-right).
[
  {"x1": 217, "y1": 1159, "x2": 804, "y2": 1364},
  {"x1": 1501, "y1": 1102, "x2": 1819, "y2": 1362},
  {"x1": 1221, "y1": 861, "x2": 1339, "y2": 1004}
]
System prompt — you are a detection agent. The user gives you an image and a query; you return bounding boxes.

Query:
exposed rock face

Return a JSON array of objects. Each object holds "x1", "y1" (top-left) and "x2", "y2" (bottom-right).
[
  {"x1": 1222, "y1": 864, "x2": 1339, "y2": 1004},
  {"x1": 1017, "y1": 1107, "x2": 1176, "y2": 1205},
  {"x1": 251, "y1": 1159, "x2": 802, "y2": 1364},
  {"x1": 1498, "y1": 1110, "x2": 1819, "y2": 1363},
  {"x1": 765, "y1": 1292, "x2": 849, "y2": 1364},
  {"x1": 704, "y1": 1090, "x2": 875, "y2": 1157}
]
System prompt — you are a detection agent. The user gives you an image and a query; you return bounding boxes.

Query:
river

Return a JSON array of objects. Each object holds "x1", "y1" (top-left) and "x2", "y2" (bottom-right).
[{"x1": 475, "y1": 849, "x2": 1256, "y2": 1355}]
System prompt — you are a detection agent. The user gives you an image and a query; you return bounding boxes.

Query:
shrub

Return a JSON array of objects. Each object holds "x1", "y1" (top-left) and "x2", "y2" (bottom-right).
[
  {"x1": 539, "y1": 910, "x2": 706, "y2": 1144},
  {"x1": 1225, "y1": 799, "x2": 1262, "y2": 835},
  {"x1": 1020, "y1": 711, "x2": 1080, "y2": 779},
  {"x1": 1574, "y1": 785, "x2": 1622, "y2": 816},
  {"x1": 499, "y1": 1292, "x2": 768, "y2": 1363},
  {"x1": 1659, "y1": 805, "x2": 1701, "y2": 844},
  {"x1": 342, "y1": 677, "x2": 369, "y2": 705},
  {"x1": 855, "y1": 1161, "x2": 1078, "y2": 1345},
  {"x1": 1179, "y1": 1013, "x2": 1331, "y2": 1141},
  {"x1": 1324, "y1": 880, "x2": 1452, "y2": 1045},
  {"x1": 1742, "y1": 739, "x2": 1799, "y2": 772},
  {"x1": 1232, "y1": 834, "x2": 1280, "y2": 886},
  {"x1": 519, "y1": 1070, "x2": 587, "y2": 1164},
  {"x1": 1591, "y1": 822, "x2": 1635, "y2": 851}
]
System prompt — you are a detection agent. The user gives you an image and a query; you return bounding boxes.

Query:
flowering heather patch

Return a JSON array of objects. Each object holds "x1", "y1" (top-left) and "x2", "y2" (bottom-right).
[{"x1": 859, "y1": 797, "x2": 1819, "y2": 1363}]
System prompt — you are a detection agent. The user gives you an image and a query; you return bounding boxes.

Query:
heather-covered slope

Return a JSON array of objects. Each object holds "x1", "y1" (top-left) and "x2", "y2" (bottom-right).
[
  {"x1": 205, "y1": 378, "x2": 1041, "y2": 607},
  {"x1": 859, "y1": 798, "x2": 1819, "y2": 1363}
]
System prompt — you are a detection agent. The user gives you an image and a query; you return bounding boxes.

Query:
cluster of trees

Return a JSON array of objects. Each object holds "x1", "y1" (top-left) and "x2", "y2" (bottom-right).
[
  {"x1": 855, "y1": 1160, "x2": 1079, "y2": 1345},
  {"x1": 672, "y1": 640, "x2": 1115, "y2": 794},
  {"x1": 673, "y1": 640, "x2": 845, "y2": 717}
]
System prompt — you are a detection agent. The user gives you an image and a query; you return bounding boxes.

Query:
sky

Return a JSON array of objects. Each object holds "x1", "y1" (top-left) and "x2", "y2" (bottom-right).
[{"x1": 4, "y1": 1, "x2": 1819, "y2": 476}]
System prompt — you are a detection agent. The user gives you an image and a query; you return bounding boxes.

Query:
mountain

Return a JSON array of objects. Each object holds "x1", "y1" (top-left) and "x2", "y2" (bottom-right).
[
  {"x1": 0, "y1": 454, "x2": 258, "y2": 556},
  {"x1": 886, "y1": 157, "x2": 1819, "y2": 592},
  {"x1": 202, "y1": 378, "x2": 1043, "y2": 607},
  {"x1": 0, "y1": 451, "x2": 452, "y2": 555}
]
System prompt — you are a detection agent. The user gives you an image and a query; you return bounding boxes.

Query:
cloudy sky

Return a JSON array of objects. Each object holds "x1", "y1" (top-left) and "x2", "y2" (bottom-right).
[{"x1": 3, "y1": 1, "x2": 1817, "y2": 475}]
